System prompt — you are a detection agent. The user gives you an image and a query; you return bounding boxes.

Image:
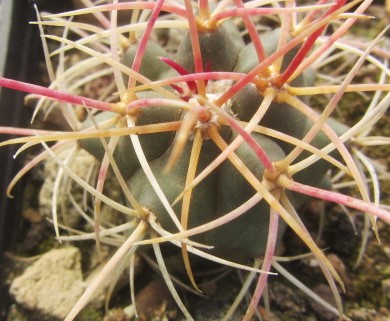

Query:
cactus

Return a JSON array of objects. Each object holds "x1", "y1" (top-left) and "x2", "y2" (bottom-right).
[{"x1": 0, "y1": 0, "x2": 389, "y2": 320}]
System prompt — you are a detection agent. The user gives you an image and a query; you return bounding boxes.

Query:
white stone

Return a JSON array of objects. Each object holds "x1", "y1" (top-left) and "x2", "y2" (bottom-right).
[
  {"x1": 39, "y1": 149, "x2": 96, "y2": 228},
  {"x1": 10, "y1": 247, "x2": 85, "y2": 319}
]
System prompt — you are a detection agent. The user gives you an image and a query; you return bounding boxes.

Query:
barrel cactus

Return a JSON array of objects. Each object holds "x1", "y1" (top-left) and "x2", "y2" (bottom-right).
[{"x1": 0, "y1": 0, "x2": 389, "y2": 320}]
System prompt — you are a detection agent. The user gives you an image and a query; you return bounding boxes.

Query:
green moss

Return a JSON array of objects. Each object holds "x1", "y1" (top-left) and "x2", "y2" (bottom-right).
[
  {"x1": 33, "y1": 234, "x2": 57, "y2": 255},
  {"x1": 75, "y1": 307, "x2": 103, "y2": 321}
]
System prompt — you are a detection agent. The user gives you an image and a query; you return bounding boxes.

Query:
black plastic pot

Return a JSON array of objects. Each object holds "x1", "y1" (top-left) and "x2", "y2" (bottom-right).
[
  {"x1": 0, "y1": 0, "x2": 39, "y2": 254},
  {"x1": 0, "y1": 0, "x2": 74, "y2": 252},
  {"x1": 0, "y1": 2, "x2": 76, "y2": 318},
  {"x1": 0, "y1": 2, "x2": 42, "y2": 318}
]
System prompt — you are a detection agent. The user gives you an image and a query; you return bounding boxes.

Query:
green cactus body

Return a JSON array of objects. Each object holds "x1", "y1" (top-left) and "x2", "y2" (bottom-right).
[
  {"x1": 234, "y1": 28, "x2": 281, "y2": 74},
  {"x1": 293, "y1": 118, "x2": 349, "y2": 188},
  {"x1": 229, "y1": 83, "x2": 311, "y2": 154},
  {"x1": 79, "y1": 20, "x2": 350, "y2": 263},
  {"x1": 79, "y1": 91, "x2": 182, "y2": 178},
  {"x1": 175, "y1": 21, "x2": 244, "y2": 72},
  {"x1": 230, "y1": 83, "x2": 349, "y2": 207},
  {"x1": 121, "y1": 40, "x2": 173, "y2": 83},
  {"x1": 234, "y1": 28, "x2": 314, "y2": 85},
  {"x1": 231, "y1": 28, "x2": 317, "y2": 154},
  {"x1": 128, "y1": 133, "x2": 223, "y2": 234},
  {"x1": 128, "y1": 130, "x2": 288, "y2": 262},
  {"x1": 208, "y1": 132, "x2": 287, "y2": 261}
]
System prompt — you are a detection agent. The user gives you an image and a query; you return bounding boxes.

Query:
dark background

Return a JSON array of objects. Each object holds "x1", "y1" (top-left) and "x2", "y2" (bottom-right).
[{"x1": 0, "y1": 0, "x2": 73, "y2": 253}]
